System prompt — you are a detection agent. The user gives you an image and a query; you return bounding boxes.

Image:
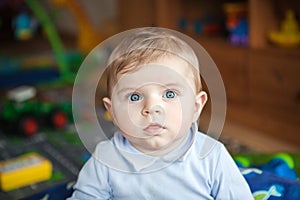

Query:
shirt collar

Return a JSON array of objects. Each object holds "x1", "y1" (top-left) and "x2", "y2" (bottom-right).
[{"x1": 110, "y1": 123, "x2": 198, "y2": 172}]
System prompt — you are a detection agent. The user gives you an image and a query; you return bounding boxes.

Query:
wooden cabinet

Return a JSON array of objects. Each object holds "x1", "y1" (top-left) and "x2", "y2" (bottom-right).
[
  {"x1": 248, "y1": 50, "x2": 300, "y2": 112},
  {"x1": 117, "y1": 0, "x2": 181, "y2": 30},
  {"x1": 117, "y1": 0, "x2": 300, "y2": 145},
  {"x1": 118, "y1": 0, "x2": 156, "y2": 29},
  {"x1": 246, "y1": 49, "x2": 300, "y2": 143},
  {"x1": 200, "y1": 39, "x2": 300, "y2": 145},
  {"x1": 197, "y1": 38, "x2": 249, "y2": 105}
]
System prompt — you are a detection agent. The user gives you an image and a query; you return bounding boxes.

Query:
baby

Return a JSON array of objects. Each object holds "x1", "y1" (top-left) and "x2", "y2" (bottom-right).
[{"x1": 68, "y1": 28, "x2": 253, "y2": 199}]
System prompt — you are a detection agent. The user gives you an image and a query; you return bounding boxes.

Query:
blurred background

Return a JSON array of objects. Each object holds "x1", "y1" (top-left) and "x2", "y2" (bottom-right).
[{"x1": 0, "y1": 0, "x2": 299, "y2": 199}]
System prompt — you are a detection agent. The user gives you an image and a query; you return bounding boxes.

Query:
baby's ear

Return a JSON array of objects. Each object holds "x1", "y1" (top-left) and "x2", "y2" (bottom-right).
[
  {"x1": 102, "y1": 97, "x2": 111, "y2": 109},
  {"x1": 193, "y1": 91, "x2": 207, "y2": 122},
  {"x1": 103, "y1": 97, "x2": 116, "y2": 123},
  {"x1": 103, "y1": 97, "x2": 112, "y2": 113}
]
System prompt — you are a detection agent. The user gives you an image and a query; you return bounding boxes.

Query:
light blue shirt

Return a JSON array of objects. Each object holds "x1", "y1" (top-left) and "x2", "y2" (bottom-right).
[{"x1": 68, "y1": 124, "x2": 253, "y2": 199}]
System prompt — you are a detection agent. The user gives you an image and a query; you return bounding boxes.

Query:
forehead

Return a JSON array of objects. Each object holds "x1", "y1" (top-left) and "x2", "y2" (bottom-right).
[{"x1": 114, "y1": 56, "x2": 197, "y2": 91}]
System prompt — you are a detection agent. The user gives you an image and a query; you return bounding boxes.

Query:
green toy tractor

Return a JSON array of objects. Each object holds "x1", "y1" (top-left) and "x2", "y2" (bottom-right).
[{"x1": 0, "y1": 86, "x2": 70, "y2": 136}]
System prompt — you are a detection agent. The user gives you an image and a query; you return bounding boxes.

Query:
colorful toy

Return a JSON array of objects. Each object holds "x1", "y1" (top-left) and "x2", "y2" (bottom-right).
[
  {"x1": 0, "y1": 0, "x2": 85, "y2": 86},
  {"x1": 178, "y1": 16, "x2": 222, "y2": 36},
  {"x1": 12, "y1": 12, "x2": 38, "y2": 40},
  {"x1": 0, "y1": 86, "x2": 70, "y2": 136},
  {"x1": 52, "y1": 0, "x2": 106, "y2": 53},
  {"x1": 25, "y1": 0, "x2": 70, "y2": 82},
  {"x1": 0, "y1": 152, "x2": 52, "y2": 191},
  {"x1": 223, "y1": 2, "x2": 248, "y2": 46},
  {"x1": 269, "y1": 10, "x2": 300, "y2": 47},
  {"x1": 228, "y1": 18, "x2": 248, "y2": 45}
]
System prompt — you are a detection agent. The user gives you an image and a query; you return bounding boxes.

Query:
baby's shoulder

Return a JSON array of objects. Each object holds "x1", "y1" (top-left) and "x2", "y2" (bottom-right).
[{"x1": 193, "y1": 131, "x2": 225, "y2": 159}]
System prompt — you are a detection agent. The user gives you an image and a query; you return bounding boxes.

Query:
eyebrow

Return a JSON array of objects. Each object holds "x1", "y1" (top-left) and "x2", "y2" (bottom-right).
[
  {"x1": 116, "y1": 83, "x2": 183, "y2": 93},
  {"x1": 164, "y1": 83, "x2": 182, "y2": 88},
  {"x1": 116, "y1": 87, "x2": 137, "y2": 94}
]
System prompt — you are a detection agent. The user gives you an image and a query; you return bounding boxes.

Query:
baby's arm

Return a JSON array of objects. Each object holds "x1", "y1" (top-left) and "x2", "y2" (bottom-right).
[
  {"x1": 211, "y1": 144, "x2": 254, "y2": 200},
  {"x1": 67, "y1": 156, "x2": 112, "y2": 200}
]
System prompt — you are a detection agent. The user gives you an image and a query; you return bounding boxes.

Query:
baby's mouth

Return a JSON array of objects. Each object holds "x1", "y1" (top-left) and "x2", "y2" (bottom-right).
[{"x1": 143, "y1": 123, "x2": 165, "y2": 136}]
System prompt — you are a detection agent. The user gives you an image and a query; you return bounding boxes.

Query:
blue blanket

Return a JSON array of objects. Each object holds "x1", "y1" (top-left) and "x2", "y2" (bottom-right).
[
  {"x1": 241, "y1": 167, "x2": 300, "y2": 200},
  {"x1": 239, "y1": 154, "x2": 300, "y2": 200}
]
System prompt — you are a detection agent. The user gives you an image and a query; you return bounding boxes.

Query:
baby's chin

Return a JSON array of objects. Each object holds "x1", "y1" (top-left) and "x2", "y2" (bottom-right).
[{"x1": 134, "y1": 135, "x2": 186, "y2": 156}]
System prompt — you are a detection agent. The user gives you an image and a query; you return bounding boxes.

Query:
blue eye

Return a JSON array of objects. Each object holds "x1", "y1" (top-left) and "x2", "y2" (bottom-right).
[
  {"x1": 164, "y1": 90, "x2": 176, "y2": 99},
  {"x1": 129, "y1": 93, "x2": 141, "y2": 101}
]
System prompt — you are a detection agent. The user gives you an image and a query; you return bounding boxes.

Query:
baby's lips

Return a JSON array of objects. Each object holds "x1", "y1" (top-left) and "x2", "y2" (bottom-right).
[{"x1": 143, "y1": 123, "x2": 165, "y2": 136}]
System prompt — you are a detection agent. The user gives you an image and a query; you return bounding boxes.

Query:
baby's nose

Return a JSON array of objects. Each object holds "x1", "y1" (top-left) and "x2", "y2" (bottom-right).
[{"x1": 142, "y1": 104, "x2": 163, "y2": 116}]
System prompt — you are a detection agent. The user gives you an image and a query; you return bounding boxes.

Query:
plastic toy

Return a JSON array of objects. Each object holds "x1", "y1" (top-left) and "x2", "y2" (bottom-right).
[
  {"x1": 0, "y1": 86, "x2": 70, "y2": 136},
  {"x1": 269, "y1": 10, "x2": 300, "y2": 47},
  {"x1": 25, "y1": 0, "x2": 70, "y2": 81},
  {"x1": 178, "y1": 16, "x2": 221, "y2": 36},
  {"x1": 229, "y1": 19, "x2": 248, "y2": 45},
  {"x1": 178, "y1": 18, "x2": 188, "y2": 31},
  {"x1": 0, "y1": 152, "x2": 52, "y2": 191},
  {"x1": 223, "y1": 2, "x2": 248, "y2": 46},
  {"x1": 52, "y1": 0, "x2": 106, "y2": 53},
  {"x1": 0, "y1": 0, "x2": 85, "y2": 86},
  {"x1": 12, "y1": 12, "x2": 38, "y2": 40}
]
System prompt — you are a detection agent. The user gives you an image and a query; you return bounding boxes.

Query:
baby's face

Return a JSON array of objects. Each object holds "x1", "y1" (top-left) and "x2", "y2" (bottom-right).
[{"x1": 103, "y1": 56, "x2": 207, "y2": 155}]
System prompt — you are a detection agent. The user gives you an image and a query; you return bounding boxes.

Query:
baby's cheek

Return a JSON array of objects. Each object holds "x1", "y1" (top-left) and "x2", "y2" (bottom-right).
[
  {"x1": 167, "y1": 106, "x2": 183, "y2": 127},
  {"x1": 121, "y1": 105, "x2": 146, "y2": 130}
]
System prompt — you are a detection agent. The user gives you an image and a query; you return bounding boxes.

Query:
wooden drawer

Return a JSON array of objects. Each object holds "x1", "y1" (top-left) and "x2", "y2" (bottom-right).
[
  {"x1": 199, "y1": 38, "x2": 249, "y2": 105},
  {"x1": 248, "y1": 51, "x2": 300, "y2": 113}
]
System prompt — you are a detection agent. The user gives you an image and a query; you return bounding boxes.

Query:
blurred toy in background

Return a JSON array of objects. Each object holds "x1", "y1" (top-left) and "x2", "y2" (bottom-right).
[
  {"x1": 12, "y1": 12, "x2": 39, "y2": 40},
  {"x1": 229, "y1": 18, "x2": 248, "y2": 45},
  {"x1": 178, "y1": 18, "x2": 188, "y2": 32},
  {"x1": 269, "y1": 10, "x2": 300, "y2": 47},
  {"x1": 0, "y1": 86, "x2": 71, "y2": 136},
  {"x1": 223, "y1": 2, "x2": 248, "y2": 46},
  {"x1": 0, "y1": 0, "x2": 86, "y2": 88},
  {"x1": 52, "y1": 0, "x2": 106, "y2": 54},
  {"x1": 178, "y1": 14, "x2": 222, "y2": 36},
  {"x1": 0, "y1": 0, "x2": 39, "y2": 41},
  {"x1": 199, "y1": 14, "x2": 222, "y2": 36},
  {"x1": 0, "y1": 152, "x2": 52, "y2": 191},
  {"x1": 25, "y1": 0, "x2": 71, "y2": 82},
  {"x1": 0, "y1": 51, "x2": 84, "y2": 89}
]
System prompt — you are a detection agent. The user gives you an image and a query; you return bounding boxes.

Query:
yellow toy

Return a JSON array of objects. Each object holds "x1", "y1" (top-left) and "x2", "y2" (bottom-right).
[
  {"x1": 104, "y1": 110, "x2": 112, "y2": 121},
  {"x1": 269, "y1": 10, "x2": 300, "y2": 47},
  {"x1": 52, "y1": 0, "x2": 106, "y2": 53},
  {"x1": 0, "y1": 153, "x2": 52, "y2": 191}
]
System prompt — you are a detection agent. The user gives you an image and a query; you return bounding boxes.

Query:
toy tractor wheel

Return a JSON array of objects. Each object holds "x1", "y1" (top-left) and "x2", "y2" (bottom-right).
[
  {"x1": 19, "y1": 116, "x2": 38, "y2": 136},
  {"x1": 49, "y1": 110, "x2": 68, "y2": 129}
]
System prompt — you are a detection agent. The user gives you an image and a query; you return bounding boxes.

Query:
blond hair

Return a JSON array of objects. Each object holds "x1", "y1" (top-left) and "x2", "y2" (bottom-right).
[{"x1": 105, "y1": 28, "x2": 201, "y2": 97}]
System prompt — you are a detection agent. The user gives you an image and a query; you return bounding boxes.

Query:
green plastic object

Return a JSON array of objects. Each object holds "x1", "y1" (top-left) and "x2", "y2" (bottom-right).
[
  {"x1": 272, "y1": 153, "x2": 294, "y2": 169},
  {"x1": 25, "y1": 0, "x2": 70, "y2": 80},
  {"x1": 234, "y1": 156, "x2": 251, "y2": 168}
]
